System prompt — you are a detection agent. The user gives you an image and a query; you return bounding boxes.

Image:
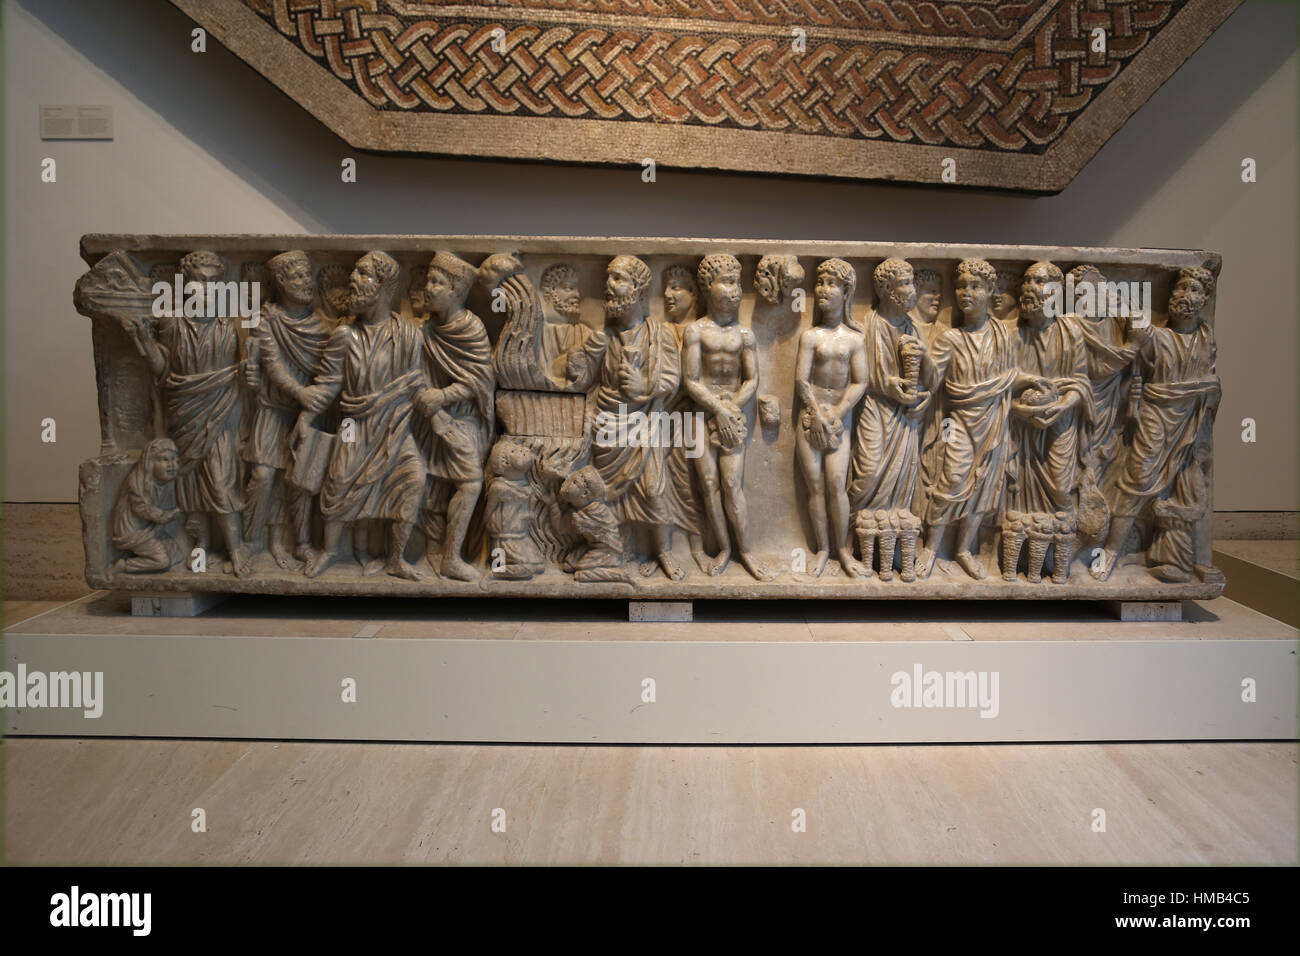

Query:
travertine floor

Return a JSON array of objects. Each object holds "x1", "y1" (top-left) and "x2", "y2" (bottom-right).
[{"x1": 4, "y1": 736, "x2": 1293, "y2": 864}]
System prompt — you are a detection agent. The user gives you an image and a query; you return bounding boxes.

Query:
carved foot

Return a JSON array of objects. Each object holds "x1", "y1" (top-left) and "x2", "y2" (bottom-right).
[
  {"x1": 271, "y1": 545, "x2": 304, "y2": 572},
  {"x1": 706, "y1": 549, "x2": 731, "y2": 577},
  {"x1": 388, "y1": 558, "x2": 431, "y2": 581},
  {"x1": 739, "y1": 553, "x2": 776, "y2": 582},
  {"x1": 916, "y1": 547, "x2": 937, "y2": 579},
  {"x1": 656, "y1": 550, "x2": 687, "y2": 581},
  {"x1": 294, "y1": 544, "x2": 312, "y2": 562},
  {"x1": 838, "y1": 552, "x2": 867, "y2": 579},
  {"x1": 955, "y1": 551, "x2": 987, "y2": 580},
  {"x1": 1149, "y1": 564, "x2": 1192, "y2": 583},
  {"x1": 303, "y1": 549, "x2": 336, "y2": 578},
  {"x1": 440, "y1": 556, "x2": 479, "y2": 582},
  {"x1": 493, "y1": 564, "x2": 536, "y2": 581},
  {"x1": 810, "y1": 550, "x2": 830, "y2": 577},
  {"x1": 1195, "y1": 564, "x2": 1226, "y2": 586},
  {"x1": 107, "y1": 558, "x2": 127, "y2": 577},
  {"x1": 690, "y1": 545, "x2": 710, "y2": 575},
  {"x1": 638, "y1": 560, "x2": 657, "y2": 578},
  {"x1": 226, "y1": 545, "x2": 254, "y2": 579},
  {"x1": 362, "y1": 557, "x2": 387, "y2": 577}
]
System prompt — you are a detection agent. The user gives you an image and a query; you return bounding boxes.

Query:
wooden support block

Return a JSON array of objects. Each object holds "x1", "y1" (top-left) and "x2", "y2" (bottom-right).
[
  {"x1": 1108, "y1": 600, "x2": 1183, "y2": 622},
  {"x1": 131, "y1": 592, "x2": 229, "y2": 618},
  {"x1": 629, "y1": 601, "x2": 693, "y2": 623}
]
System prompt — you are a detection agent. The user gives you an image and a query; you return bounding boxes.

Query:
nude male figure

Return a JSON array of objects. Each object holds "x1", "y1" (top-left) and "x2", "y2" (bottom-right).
[
  {"x1": 795, "y1": 258, "x2": 868, "y2": 577},
  {"x1": 681, "y1": 254, "x2": 774, "y2": 580}
]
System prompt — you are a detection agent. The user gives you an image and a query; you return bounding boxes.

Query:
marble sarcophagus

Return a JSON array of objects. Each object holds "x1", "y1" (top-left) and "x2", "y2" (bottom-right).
[{"x1": 75, "y1": 234, "x2": 1225, "y2": 602}]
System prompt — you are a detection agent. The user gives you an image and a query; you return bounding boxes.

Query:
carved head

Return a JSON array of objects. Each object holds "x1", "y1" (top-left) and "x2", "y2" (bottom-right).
[
  {"x1": 180, "y1": 250, "x2": 225, "y2": 285},
  {"x1": 954, "y1": 259, "x2": 997, "y2": 321},
  {"x1": 873, "y1": 258, "x2": 916, "y2": 315},
  {"x1": 426, "y1": 252, "x2": 476, "y2": 318},
  {"x1": 560, "y1": 465, "x2": 606, "y2": 508},
  {"x1": 992, "y1": 268, "x2": 1021, "y2": 320},
  {"x1": 1019, "y1": 261, "x2": 1063, "y2": 326},
  {"x1": 1069, "y1": 264, "x2": 1106, "y2": 319},
  {"x1": 815, "y1": 258, "x2": 856, "y2": 326},
  {"x1": 663, "y1": 264, "x2": 697, "y2": 323},
  {"x1": 316, "y1": 264, "x2": 352, "y2": 320},
  {"x1": 1169, "y1": 266, "x2": 1214, "y2": 322},
  {"x1": 490, "y1": 441, "x2": 537, "y2": 480},
  {"x1": 605, "y1": 255, "x2": 652, "y2": 321},
  {"x1": 697, "y1": 254, "x2": 742, "y2": 317},
  {"x1": 348, "y1": 251, "x2": 401, "y2": 314},
  {"x1": 755, "y1": 254, "x2": 805, "y2": 305},
  {"x1": 143, "y1": 437, "x2": 179, "y2": 483},
  {"x1": 268, "y1": 251, "x2": 313, "y2": 309},
  {"x1": 913, "y1": 267, "x2": 942, "y2": 322},
  {"x1": 541, "y1": 264, "x2": 581, "y2": 320}
]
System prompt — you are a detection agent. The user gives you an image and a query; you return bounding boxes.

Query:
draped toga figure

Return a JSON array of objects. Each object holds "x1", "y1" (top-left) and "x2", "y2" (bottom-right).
[
  {"x1": 920, "y1": 258, "x2": 1033, "y2": 580},
  {"x1": 848, "y1": 258, "x2": 935, "y2": 580},
  {"x1": 592, "y1": 254, "x2": 683, "y2": 580},
  {"x1": 1092, "y1": 266, "x2": 1222, "y2": 583},
  {"x1": 128, "y1": 250, "x2": 251, "y2": 577},
  {"x1": 305, "y1": 251, "x2": 430, "y2": 581},
  {"x1": 242, "y1": 250, "x2": 333, "y2": 571}
]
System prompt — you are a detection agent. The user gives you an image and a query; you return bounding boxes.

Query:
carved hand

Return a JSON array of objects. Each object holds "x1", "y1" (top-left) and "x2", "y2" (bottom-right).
[
  {"x1": 416, "y1": 387, "x2": 445, "y2": 418},
  {"x1": 565, "y1": 351, "x2": 589, "y2": 383},
  {"x1": 618, "y1": 365, "x2": 642, "y2": 395},
  {"x1": 300, "y1": 385, "x2": 331, "y2": 414},
  {"x1": 243, "y1": 361, "x2": 262, "y2": 391},
  {"x1": 887, "y1": 376, "x2": 918, "y2": 406}
]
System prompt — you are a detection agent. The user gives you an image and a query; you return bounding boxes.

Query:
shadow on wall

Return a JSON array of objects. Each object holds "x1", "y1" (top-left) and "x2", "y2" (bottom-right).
[{"x1": 20, "y1": 0, "x2": 1296, "y2": 244}]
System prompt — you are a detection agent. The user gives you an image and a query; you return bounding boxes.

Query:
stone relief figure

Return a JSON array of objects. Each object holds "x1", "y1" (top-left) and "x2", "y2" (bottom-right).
[
  {"x1": 305, "y1": 251, "x2": 430, "y2": 580},
  {"x1": 910, "y1": 267, "x2": 944, "y2": 345},
  {"x1": 658, "y1": 264, "x2": 709, "y2": 574},
  {"x1": 316, "y1": 264, "x2": 352, "y2": 321},
  {"x1": 1092, "y1": 266, "x2": 1222, "y2": 582},
  {"x1": 484, "y1": 441, "x2": 547, "y2": 580},
  {"x1": 592, "y1": 255, "x2": 684, "y2": 580},
  {"x1": 539, "y1": 263, "x2": 602, "y2": 391},
  {"x1": 107, "y1": 438, "x2": 186, "y2": 575},
  {"x1": 242, "y1": 250, "x2": 333, "y2": 571},
  {"x1": 755, "y1": 254, "x2": 805, "y2": 306},
  {"x1": 417, "y1": 252, "x2": 495, "y2": 581},
  {"x1": 848, "y1": 258, "x2": 936, "y2": 581},
  {"x1": 1070, "y1": 263, "x2": 1140, "y2": 543},
  {"x1": 682, "y1": 255, "x2": 774, "y2": 581},
  {"x1": 127, "y1": 250, "x2": 252, "y2": 577},
  {"x1": 558, "y1": 465, "x2": 630, "y2": 584},
  {"x1": 919, "y1": 258, "x2": 1025, "y2": 580},
  {"x1": 793, "y1": 258, "x2": 868, "y2": 577},
  {"x1": 1003, "y1": 261, "x2": 1091, "y2": 582},
  {"x1": 992, "y1": 267, "x2": 1021, "y2": 322},
  {"x1": 1148, "y1": 433, "x2": 1214, "y2": 583}
]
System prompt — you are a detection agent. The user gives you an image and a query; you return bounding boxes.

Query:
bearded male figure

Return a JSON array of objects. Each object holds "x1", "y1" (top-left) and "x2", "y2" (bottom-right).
[
  {"x1": 305, "y1": 251, "x2": 430, "y2": 580},
  {"x1": 127, "y1": 250, "x2": 252, "y2": 577},
  {"x1": 591, "y1": 255, "x2": 684, "y2": 580},
  {"x1": 1092, "y1": 266, "x2": 1222, "y2": 583}
]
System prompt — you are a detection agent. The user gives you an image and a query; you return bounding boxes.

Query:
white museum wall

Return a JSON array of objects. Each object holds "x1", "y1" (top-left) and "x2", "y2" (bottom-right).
[{"x1": 3, "y1": 0, "x2": 1296, "y2": 509}]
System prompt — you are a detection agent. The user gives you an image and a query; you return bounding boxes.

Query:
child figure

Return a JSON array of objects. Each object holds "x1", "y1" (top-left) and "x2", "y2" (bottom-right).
[
  {"x1": 108, "y1": 438, "x2": 188, "y2": 575},
  {"x1": 559, "y1": 466, "x2": 628, "y2": 584},
  {"x1": 484, "y1": 442, "x2": 547, "y2": 580}
]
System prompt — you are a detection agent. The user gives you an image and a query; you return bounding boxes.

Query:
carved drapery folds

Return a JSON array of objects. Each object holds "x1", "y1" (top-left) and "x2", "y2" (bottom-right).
[{"x1": 75, "y1": 236, "x2": 1225, "y2": 600}]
